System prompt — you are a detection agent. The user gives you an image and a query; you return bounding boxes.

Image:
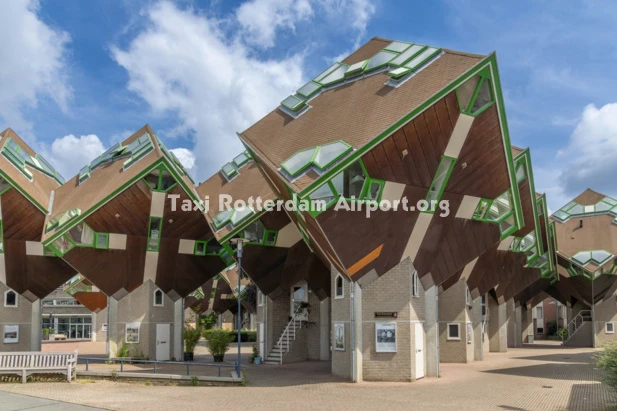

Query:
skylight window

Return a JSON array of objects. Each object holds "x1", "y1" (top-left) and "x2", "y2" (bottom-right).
[
  {"x1": 314, "y1": 63, "x2": 341, "y2": 83},
  {"x1": 573, "y1": 250, "x2": 612, "y2": 266},
  {"x1": 221, "y1": 163, "x2": 238, "y2": 180},
  {"x1": 233, "y1": 152, "x2": 250, "y2": 168},
  {"x1": 309, "y1": 182, "x2": 336, "y2": 206},
  {"x1": 404, "y1": 47, "x2": 440, "y2": 71},
  {"x1": 384, "y1": 41, "x2": 411, "y2": 53},
  {"x1": 313, "y1": 141, "x2": 353, "y2": 170},
  {"x1": 212, "y1": 207, "x2": 255, "y2": 231},
  {"x1": 345, "y1": 60, "x2": 368, "y2": 77},
  {"x1": 426, "y1": 157, "x2": 455, "y2": 204},
  {"x1": 297, "y1": 81, "x2": 322, "y2": 99},
  {"x1": 281, "y1": 95, "x2": 306, "y2": 112},
  {"x1": 281, "y1": 148, "x2": 315, "y2": 177},
  {"x1": 331, "y1": 161, "x2": 365, "y2": 199},
  {"x1": 365, "y1": 50, "x2": 397, "y2": 72},
  {"x1": 390, "y1": 44, "x2": 426, "y2": 66},
  {"x1": 123, "y1": 134, "x2": 154, "y2": 169},
  {"x1": 319, "y1": 64, "x2": 349, "y2": 85},
  {"x1": 0, "y1": 176, "x2": 11, "y2": 194},
  {"x1": 1, "y1": 138, "x2": 33, "y2": 180},
  {"x1": 388, "y1": 67, "x2": 412, "y2": 79},
  {"x1": 47, "y1": 208, "x2": 81, "y2": 232},
  {"x1": 231, "y1": 207, "x2": 254, "y2": 225}
]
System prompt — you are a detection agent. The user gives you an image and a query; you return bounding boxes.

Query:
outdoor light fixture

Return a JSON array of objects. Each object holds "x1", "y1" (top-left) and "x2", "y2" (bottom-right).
[{"x1": 229, "y1": 237, "x2": 250, "y2": 377}]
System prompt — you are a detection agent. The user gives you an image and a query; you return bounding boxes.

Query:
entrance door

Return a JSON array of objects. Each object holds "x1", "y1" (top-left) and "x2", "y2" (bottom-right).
[
  {"x1": 290, "y1": 282, "x2": 308, "y2": 321},
  {"x1": 258, "y1": 323, "x2": 265, "y2": 358},
  {"x1": 156, "y1": 324, "x2": 170, "y2": 361},
  {"x1": 415, "y1": 322, "x2": 425, "y2": 379}
]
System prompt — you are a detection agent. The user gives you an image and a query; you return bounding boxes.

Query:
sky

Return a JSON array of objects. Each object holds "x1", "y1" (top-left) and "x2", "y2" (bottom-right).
[{"x1": 1, "y1": 0, "x2": 616, "y2": 211}]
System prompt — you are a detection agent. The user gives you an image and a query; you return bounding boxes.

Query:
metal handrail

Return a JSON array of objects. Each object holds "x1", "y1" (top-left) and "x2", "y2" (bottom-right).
[
  {"x1": 274, "y1": 306, "x2": 306, "y2": 364},
  {"x1": 563, "y1": 310, "x2": 591, "y2": 344},
  {"x1": 78, "y1": 357, "x2": 235, "y2": 378}
]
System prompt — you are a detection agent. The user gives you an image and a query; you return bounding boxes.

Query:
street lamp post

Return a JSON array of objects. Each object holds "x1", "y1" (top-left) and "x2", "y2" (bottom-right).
[{"x1": 229, "y1": 238, "x2": 248, "y2": 377}]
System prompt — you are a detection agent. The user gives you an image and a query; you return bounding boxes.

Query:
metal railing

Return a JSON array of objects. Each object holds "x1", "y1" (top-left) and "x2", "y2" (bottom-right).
[
  {"x1": 563, "y1": 310, "x2": 591, "y2": 345},
  {"x1": 78, "y1": 357, "x2": 236, "y2": 378},
  {"x1": 273, "y1": 310, "x2": 304, "y2": 364}
]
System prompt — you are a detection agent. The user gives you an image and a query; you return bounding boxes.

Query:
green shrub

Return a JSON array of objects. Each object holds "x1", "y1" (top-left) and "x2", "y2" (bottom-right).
[
  {"x1": 546, "y1": 321, "x2": 558, "y2": 336},
  {"x1": 116, "y1": 343, "x2": 130, "y2": 358},
  {"x1": 42, "y1": 328, "x2": 49, "y2": 335},
  {"x1": 596, "y1": 343, "x2": 617, "y2": 389},
  {"x1": 205, "y1": 329, "x2": 233, "y2": 357},
  {"x1": 203, "y1": 330, "x2": 256, "y2": 343},
  {"x1": 557, "y1": 328, "x2": 568, "y2": 339},
  {"x1": 199, "y1": 312, "x2": 218, "y2": 330},
  {"x1": 183, "y1": 327, "x2": 202, "y2": 353}
]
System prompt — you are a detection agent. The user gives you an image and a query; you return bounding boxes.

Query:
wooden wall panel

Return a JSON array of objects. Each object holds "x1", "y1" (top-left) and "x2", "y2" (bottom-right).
[
  {"x1": 162, "y1": 186, "x2": 212, "y2": 240},
  {"x1": 155, "y1": 238, "x2": 226, "y2": 298},
  {"x1": 361, "y1": 92, "x2": 458, "y2": 187},
  {"x1": 63, "y1": 236, "x2": 147, "y2": 297},
  {"x1": 445, "y1": 105, "x2": 510, "y2": 200},
  {"x1": 85, "y1": 180, "x2": 151, "y2": 236},
  {"x1": 511, "y1": 179, "x2": 535, "y2": 238},
  {"x1": 318, "y1": 186, "x2": 427, "y2": 281},
  {"x1": 260, "y1": 209, "x2": 290, "y2": 231},
  {"x1": 1, "y1": 188, "x2": 45, "y2": 241},
  {"x1": 73, "y1": 291, "x2": 107, "y2": 313},
  {"x1": 4, "y1": 240, "x2": 77, "y2": 300}
]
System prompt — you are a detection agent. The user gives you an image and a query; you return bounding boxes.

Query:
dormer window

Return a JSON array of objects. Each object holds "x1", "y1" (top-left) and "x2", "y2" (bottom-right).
[
  {"x1": 4, "y1": 290, "x2": 17, "y2": 307},
  {"x1": 335, "y1": 274, "x2": 344, "y2": 299}
]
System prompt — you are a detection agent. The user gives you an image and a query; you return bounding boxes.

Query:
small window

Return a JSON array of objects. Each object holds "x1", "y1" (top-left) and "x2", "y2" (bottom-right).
[
  {"x1": 447, "y1": 323, "x2": 460, "y2": 340},
  {"x1": 537, "y1": 327, "x2": 544, "y2": 334},
  {"x1": 95, "y1": 233, "x2": 109, "y2": 249},
  {"x1": 153, "y1": 289, "x2": 164, "y2": 307},
  {"x1": 335, "y1": 274, "x2": 344, "y2": 299},
  {"x1": 465, "y1": 286, "x2": 471, "y2": 307},
  {"x1": 195, "y1": 241, "x2": 207, "y2": 256},
  {"x1": 471, "y1": 79, "x2": 492, "y2": 112},
  {"x1": 264, "y1": 231, "x2": 277, "y2": 246},
  {"x1": 4, "y1": 290, "x2": 17, "y2": 307},
  {"x1": 481, "y1": 295, "x2": 486, "y2": 318},
  {"x1": 147, "y1": 218, "x2": 162, "y2": 251},
  {"x1": 606, "y1": 323, "x2": 615, "y2": 334},
  {"x1": 412, "y1": 271, "x2": 419, "y2": 298},
  {"x1": 536, "y1": 306, "x2": 543, "y2": 319}
]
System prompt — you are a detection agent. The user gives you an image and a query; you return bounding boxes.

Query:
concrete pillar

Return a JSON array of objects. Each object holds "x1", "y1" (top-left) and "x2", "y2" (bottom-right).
[
  {"x1": 521, "y1": 305, "x2": 533, "y2": 343},
  {"x1": 107, "y1": 297, "x2": 119, "y2": 356},
  {"x1": 424, "y1": 285, "x2": 439, "y2": 376},
  {"x1": 352, "y1": 282, "x2": 363, "y2": 382},
  {"x1": 488, "y1": 299, "x2": 507, "y2": 352},
  {"x1": 30, "y1": 299, "x2": 41, "y2": 351},
  {"x1": 514, "y1": 305, "x2": 523, "y2": 347},
  {"x1": 320, "y1": 298, "x2": 330, "y2": 361},
  {"x1": 173, "y1": 298, "x2": 183, "y2": 361},
  {"x1": 91, "y1": 311, "x2": 97, "y2": 342},
  {"x1": 472, "y1": 296, "x2": 484, "y2": 360}
]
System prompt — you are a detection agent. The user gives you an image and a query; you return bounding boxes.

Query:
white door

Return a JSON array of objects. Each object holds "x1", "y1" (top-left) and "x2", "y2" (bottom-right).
[
  {"x1": 156, "y1": 324, "x2": 170, "y2": 361},
  {"x1": 290, "y1": 282, "x2": 308, "y2": 321},
  {"x1": 415, "y1": 322, "x2": 425, "y2": 379},
  {"x1": 258, "y1": 323, "x2": 265, "y2": 358}
]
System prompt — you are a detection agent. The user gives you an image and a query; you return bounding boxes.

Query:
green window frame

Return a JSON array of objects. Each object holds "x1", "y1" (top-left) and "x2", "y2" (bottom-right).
[
  {"x1": 143, "y1": 166, "x2": 177, "y2": 192},
  {"x1": 194, "y1": 240, "x2": 207, "y2": 256},
  {"x1": 281, "y1": 95, "x2": 307, "y2": 112},
  {"x1": 233, "y1": 152, "x2": 251, "y2": 168},
  {"x1": 46, "y1": 208, "x2": 82, "y2": 233},
  {"x1": 194, "y1": 239, "x2": 226, "y2": 257},
  {"x1": 78, "y1": 165, "x2": 90, "y2": 184},
  {"x1": 364, "y1": 50, "x2": 397, "y2": 73},
  {"x1": 404, "y1": 47, "x2": 441, "y2": 71},
  {"x1": 297, "y1": 81, "x2": 323, "y2": 99},
  {"x1": 95, "y1": 233, "x2": 109, "y2": 250},
  {"x1": 221, "y1": 162, "x2": 239, "y2": 180},
  {"x1": 123, "y1": 133, "x2": 154, "y2": 170},
  {"x1": 424, "y1": 156, "x2": 456, "y2": 213},
  {"x1": 280, "y1": 141, "x2": 353, "y2": 179},
  {"x1": 212, "y1": 207, "x2": 256, "y2": 231},
  {"x1": 1, "y1": 138, "x2": 34, "y2": 181},
  {"x1": 345, "y1": 60, "x2": 369, "y2": 77},
  {"x1": 264, "y1": 230, "x2": 277, "y2": 246},
  {"x1": 147, "y1": 217, "x2": 162, "y2": 252},
  {"x1": 390, "y1": 44, "x2": 426, "y2": 67},
  {"x1": 0, "y1": 175, "x2": 11, "y2": 196}
]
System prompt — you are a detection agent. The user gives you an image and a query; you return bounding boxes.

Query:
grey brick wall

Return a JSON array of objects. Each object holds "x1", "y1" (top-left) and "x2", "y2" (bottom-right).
[
  {"x1": 331, "y1": 266, "x2": 352, "y2": 380},
  {"x1": 438, "y1": 278, "x2": 473, "y2": 363},
  {"x1": 593, "y1": 292, "x2": 617, "y2": 347}
]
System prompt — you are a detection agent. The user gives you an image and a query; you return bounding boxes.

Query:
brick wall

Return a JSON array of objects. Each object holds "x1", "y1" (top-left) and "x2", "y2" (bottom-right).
[
  {"x1": 331, "y1": 266, "x2": 352, "y2": 380},
  {"x1": 593, "y1": 292, "x2": 617, "y2": 347},
  {"x1": 438, "y1": 278, "x2": 473, "y2": 363},
  {"x1": 0, "y1": 282, "x2": 33, "y2": 352}
]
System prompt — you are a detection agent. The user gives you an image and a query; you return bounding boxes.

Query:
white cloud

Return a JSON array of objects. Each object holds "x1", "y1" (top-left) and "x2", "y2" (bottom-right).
[
  {"x1": 45, "y1": 134, "x2": 106, "y2": 179},
  {"x1": 236, "y1": 0, "x2": 313, "y2": 48},
  {"x1": 0, "y1": 0, "x2": 71, "y2": 134},
  {"x1": 535, "y1": 103, "x2": 617, "y2": 210},
  {"x1": 170, "y1": 147, "x2": 196, "y2": 173},
  {"x1": 110, "y1": 1, "x2": 305, "y2": 181}
]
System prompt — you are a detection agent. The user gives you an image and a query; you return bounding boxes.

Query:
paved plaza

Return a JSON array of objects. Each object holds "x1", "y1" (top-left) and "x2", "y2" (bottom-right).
[{"x1": 0, "y1": 345, "x2": 615, "y2": 411}]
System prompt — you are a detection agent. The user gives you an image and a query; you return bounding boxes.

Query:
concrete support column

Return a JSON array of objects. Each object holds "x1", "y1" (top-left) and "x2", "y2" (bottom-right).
[
  {"x1": 352, "y1": 282, "x2": 363, "y2": 382},
  {"x1": 521, "y1": 305, "x2": 533, "y2": 343},
  {"x1": 472, "y1": 296, "x2": 484, "y2": 360},
  {"x1": 488, "y1": 300, "x2": 507, "y2": 352},
  {"x1": 424, "y1": 285, "x2": 439, "y2": 376},
  {"x1": 319, "y1": 298, "x2": 330, "y2": 361},
  {"x1": 30, "y1": 299, "x2": 41, "y2": 351},
  {"x1": 514, "y1": 305, "x2": 523, "y2": 347},
  {"x1": 91, "y1": 311, "x2": 97, "y2": 342},
  {"x1": 173, "y1": 298, "x2": 183, "y2": 361},
  {"x1": 107, "y1": 297, "x2": 119, "y2": 356}
]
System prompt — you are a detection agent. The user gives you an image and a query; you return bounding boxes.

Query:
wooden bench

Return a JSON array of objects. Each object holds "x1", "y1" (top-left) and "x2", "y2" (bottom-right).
[{"x1": 0, "y1": 350, "x2": 78, "y2": 383}]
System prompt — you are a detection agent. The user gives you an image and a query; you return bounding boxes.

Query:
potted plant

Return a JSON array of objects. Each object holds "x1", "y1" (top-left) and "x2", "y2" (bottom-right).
[
  {"x1": 42, "y1": 328, "x2": 50, "y2": 341},
  {"x1": 183, "y1": 327, "x2": 201, "y2": 361},
  {"x1": 206, "y1": 329, "x2": 233, "y2": 362},
  {"x1": 249, "y1": 344, "x2": 258, "y2": 364}
]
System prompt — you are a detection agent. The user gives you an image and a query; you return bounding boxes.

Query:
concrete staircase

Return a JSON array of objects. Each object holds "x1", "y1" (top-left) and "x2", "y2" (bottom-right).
[
  {"x1": 264, "y1": 315, "x2": 304, "y2": 365},
  {"x1": 563, "y1": 310, "x2": 592, "y2": 347}
]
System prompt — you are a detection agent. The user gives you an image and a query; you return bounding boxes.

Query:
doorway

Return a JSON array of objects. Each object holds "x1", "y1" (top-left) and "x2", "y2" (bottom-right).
[
  {"x1": 415, "y1": 322, "x2": 425, "y2": 379},
  {"x1": 290, "y1": 282, "x2": 308, "y2": 321},
  {"x1": 156, "y1": 324, "x2": 170, "y2": 361}
]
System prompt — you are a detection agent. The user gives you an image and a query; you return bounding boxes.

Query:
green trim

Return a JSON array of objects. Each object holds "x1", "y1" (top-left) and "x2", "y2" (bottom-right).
[
  {"x1": 264, "y1": 230, "x2": 278, "y2": 246},
  {"x1": 194, "y1": 240, "x2": 207, "y2": 256},
  {"x1": 424, "y1": 156, "x2": 456, "y2": 213},
  {"x1": 280, "y1": 140, "x2": 352, "y2": 178},
  {"x1": 0, "y1": 169, "x2": 47, "y2": 213},
  {"x1": 143, "y1": 164, "x2": 178, "y2": 192},
  {"x1": 388, "y1": 67, "x2": 412, "y2": 79},
  {"x1": 345, "y1": 60, "x2": 368, "y2": 77},
  {"x1": 405, "y1": 47, "x2": 441, "y2": 71},
  {"x1": 94, "y1": 232, "x2": 109, "y2": 250},
  {"x1": 281, "y1": 95, "x2": 307, "y2": 112},
  {"x1": 297, "y1": 81, "x2": 323, "y2": 99},
  {"x1": 364, "y1": 50, "x2": 398, "y2": 73},
  {"x1": 384, "y1": 41, "x2": 412, "y2": 53}
]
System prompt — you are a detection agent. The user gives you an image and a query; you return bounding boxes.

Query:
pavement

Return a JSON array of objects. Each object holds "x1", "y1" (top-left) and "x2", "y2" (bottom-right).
[
  {"x1": 0, "y1": 345, "x2": 615, "y2": 410},
  {"x1": 0, "y1": 391, "x2": 105, "y2": 410}
]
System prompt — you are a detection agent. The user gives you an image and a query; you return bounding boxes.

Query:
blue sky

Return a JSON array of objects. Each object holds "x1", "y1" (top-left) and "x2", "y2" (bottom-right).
[{"x1": 1, "y1": 0, "x2": 616, "y2": 211}]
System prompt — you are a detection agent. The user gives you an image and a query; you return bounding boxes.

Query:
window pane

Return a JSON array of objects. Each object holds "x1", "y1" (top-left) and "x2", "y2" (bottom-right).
[
  {"x1": 367, "y1": 181, "x2": 382, "y2": 201},
  {"x1": 365, "y1": 51, "x2": 396, "y2": 71},
  {"x1": 448, "y1": 324, "x2": 459, "y2": 338},
  {"x1": 309, "y1": 182, "x2": 336, "y2": 206},
  {"x1": 281, "y1": 148, "x2": 315, "y2": 176},
  {"x1": 313, "y1": 141, "x2": 352, "y2": 170},
  {"x1": 472, "y1": 79, "x2": 492, "y2": 112},
  {"x1": 427, "y1": 157, "x2": 454, "y2": 203},
  {"x1": 390, "y1": 44, "x2": 425, "y2": 66},
  {"x1": 332, "y1": 162, "x2": 365, "y2": 199},
  {"x1": 6, "y1": 291, "x2": 16, "y2": 306},
  {"x1": 243, "y1": 221, "x2": 265, "y2": 243},
  {"x1": 160, "y1": 171, "x2": 175, "y2": 190}
]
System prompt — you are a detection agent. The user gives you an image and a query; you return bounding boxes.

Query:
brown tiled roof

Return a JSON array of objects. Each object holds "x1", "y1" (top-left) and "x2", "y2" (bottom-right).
[
  {"x1": 555, "y1": 213, "x2": 617, "y2": 264},
  {"x1": 0, "y1": 128, "x2": 61, "y2": 211},
  {"x1": 240, "y1": 48, "x2": 485, "y2": 193},
  {"x1": 511, "y1": 145, "x2": 524, "y2": 157},
  {"x1": 197, "y1": 161, "x2": 277, "y2": 239},
  {"x1": 341, "y1": 37, "x2": 392, "y2": 65},
  {"x1": 573, "y1": 188, "x2": 606, "y2": 206},
  {"x1": 42, "y1": 125, "x2": 163, "y2": 241}
]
